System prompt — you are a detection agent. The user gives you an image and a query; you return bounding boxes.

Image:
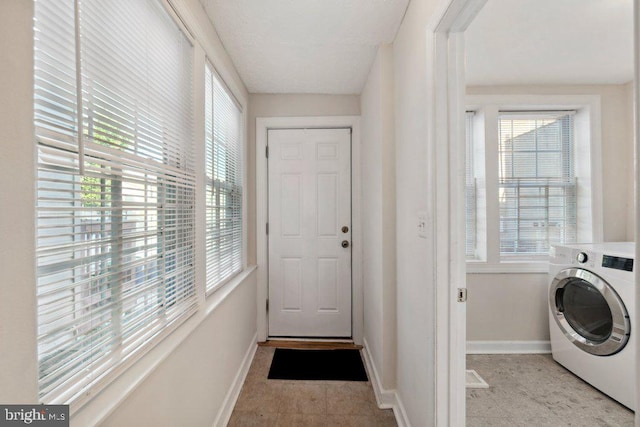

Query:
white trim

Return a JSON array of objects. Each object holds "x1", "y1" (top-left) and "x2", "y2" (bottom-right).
[
  {"x1": 203, "y1": 63, "x2": 247, "y2": 298},
  {"x1": 212, "y1": 334, "x2": 257, "y2": 427},
  {"x1": 466, "y1": 262, "x2": 549, "y2": 274},
  {"x1": 427, "y1": 1, "x2": 487, "y2": 427},
  {"x1": 255, "y1": 116, "x2": 363, "y2": 345},
  {"x1": 393, "y1": 395, "x2": 411, "y2": 427},
  {"x1": 361, "y1": 338, "x2": 410, "y2": 427},
  {"x1": 266, "y1": 337, "x2": 353, "y2": 343},
  {"x1": 466, "y1": 340, "x2": 552, "y2": 355},
  {"x1": 194, "y1": 44, "x2": 208, "y2": 308},
  {"x1": 362, "y1": 338, "x2": 396, "y2": 409},
  {"x1": 167, "y1": 0, "x2": 248, "y2": 111},
  {"x1": 465, "y1": 93, "x2": 604, "y2": 251},
  {"x1": 71, "y1": 267, "x2": 256, "y2": 426},
  {"x1": 635, "y1": 0, "x2": 640, "y2": 420},
  {"x1": 162, "y1": 0, "x2": 196, "y2": 43},
  {"x1": 466, "y1": 94, "x2": 602, "y2": 112}
]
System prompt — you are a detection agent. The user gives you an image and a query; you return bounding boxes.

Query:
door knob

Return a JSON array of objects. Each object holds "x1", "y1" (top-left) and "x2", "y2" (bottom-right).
[
  {"x1": 342, "y1": 226, "x2": 349, "y2": 233},
  {"x1": 341, "y1": 240, "x2": 350, "y2": 248}
]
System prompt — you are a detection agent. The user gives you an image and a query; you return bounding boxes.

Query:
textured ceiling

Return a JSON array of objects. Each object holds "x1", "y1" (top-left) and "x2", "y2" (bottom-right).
[
  {"x1": 465, "y1": 0, "x2": 634, "y2": 86},
  {"x1": 200, "y1": 0, "x2": 409, "y2": 94}
]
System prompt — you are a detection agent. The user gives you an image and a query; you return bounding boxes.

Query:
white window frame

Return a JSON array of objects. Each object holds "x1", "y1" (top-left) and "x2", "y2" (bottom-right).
[
  {"x1": 466, "y1": 94, "x2": 603, "y2": 273},
  {"x1": 465, "y1": 111, "x2": 478, "y2": 259},
  {"x1": 31, "y1": 0, "x2": 248, "y2": 413},
  {"x1": 29, "y1": 0, "x2": 253, "y2": 422},
  {"x1": 204, "y1": 61, "x2": 246, "y2": 296}
]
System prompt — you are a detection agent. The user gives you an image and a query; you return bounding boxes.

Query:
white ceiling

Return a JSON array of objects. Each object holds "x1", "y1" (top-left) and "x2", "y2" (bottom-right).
[
  {"x1": 199, "y1": 0, "x2": 409, "y2": 94},
  {"x1": 465, "y1": 0, "x2": 634, "y2": 86}
]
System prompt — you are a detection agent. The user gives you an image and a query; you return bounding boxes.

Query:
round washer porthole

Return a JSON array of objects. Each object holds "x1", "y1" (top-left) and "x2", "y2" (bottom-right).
[{"x1": 550, "y1": 268, "x2": 630, "y2": 356}]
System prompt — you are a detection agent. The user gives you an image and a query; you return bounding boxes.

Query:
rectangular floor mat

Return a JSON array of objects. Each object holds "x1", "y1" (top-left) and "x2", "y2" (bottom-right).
[{"x1": 268, "y1": 348, "x2": 368, "y2": 381}]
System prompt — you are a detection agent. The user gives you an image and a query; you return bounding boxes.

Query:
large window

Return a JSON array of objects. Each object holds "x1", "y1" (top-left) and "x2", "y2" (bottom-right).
[
  {"x1": 34, "y1": 0, "x2": 195, "y2": 405},
  {"x1": 204, "y1": 64, "x2": 244, "y2": 293},
  {"x1": 465, "y1": 96, "x2": 600, "y2": 269},
  {"x1": 498, "y1": 112, "x2": 576, "y2": 256}
]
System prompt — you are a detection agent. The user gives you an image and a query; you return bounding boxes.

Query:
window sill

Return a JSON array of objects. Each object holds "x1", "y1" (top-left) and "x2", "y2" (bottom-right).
[
  {"x1": 71, "y1": 265, "x2": 257, "y2": 426},
  {"x1": 466, "y1": 261, "x2": 549, "y2": 274}
]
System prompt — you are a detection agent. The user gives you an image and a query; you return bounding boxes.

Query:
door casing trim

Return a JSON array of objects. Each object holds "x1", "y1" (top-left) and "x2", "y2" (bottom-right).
[
  {"x1": 426, "y1": 1, "x2": 488, "y2": 425},
  {"x1": 256, "y1": 116, "x2": 362, "y2": 344}
]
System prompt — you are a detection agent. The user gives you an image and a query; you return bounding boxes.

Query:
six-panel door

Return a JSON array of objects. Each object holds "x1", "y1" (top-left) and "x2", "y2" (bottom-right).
[{"x1": 268, "y1": 128, "x2": 352, "y2": 337}]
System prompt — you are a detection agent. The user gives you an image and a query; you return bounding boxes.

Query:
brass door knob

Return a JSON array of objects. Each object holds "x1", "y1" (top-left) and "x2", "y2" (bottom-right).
[
  {"x1": 342, "y1": 226, "x2": 349, "y2": 233},
  {"x1": 341, "y1": 240, "x2": 350, "y2": 248}
]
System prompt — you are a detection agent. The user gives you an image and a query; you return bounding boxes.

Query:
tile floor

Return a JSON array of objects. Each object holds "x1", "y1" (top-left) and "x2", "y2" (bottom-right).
[
  {"x1": 229, "y1": 349, "x2": 635, "y2": 426},
  {"x1": 228, "y1": 346, "x2": 397, "y2": 426},
  {"x1": 467, "y1": 354, "x2": 634, "y2": 427}
]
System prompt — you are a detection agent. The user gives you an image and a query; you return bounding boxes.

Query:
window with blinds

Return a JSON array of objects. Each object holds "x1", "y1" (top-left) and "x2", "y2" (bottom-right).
[
  {"x1": 204, "y1": 64, "x2": 244, "y2": 294},
  {"x1": 34, "y1": 0, "x2": 196, "y2": 405},
  {"x1": 498, "y1": 112, "x2": 576, "y2": 256},
  {"x1": 465, "y1": 111, "x2": 477, "y2": 259}
]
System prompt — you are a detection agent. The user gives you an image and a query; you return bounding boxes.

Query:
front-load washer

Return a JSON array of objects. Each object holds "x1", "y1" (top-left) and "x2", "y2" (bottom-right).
[{"x1": 549, "y1": 242, "x2": 635, "y2": 410}]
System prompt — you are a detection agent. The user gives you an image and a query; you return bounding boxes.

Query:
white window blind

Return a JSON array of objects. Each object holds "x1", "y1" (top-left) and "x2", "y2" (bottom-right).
[
  {"x1": 498, "y1": 112, "x2": 576, "y2": 256},
  {"x1": 34, "y1": 0, "x2": 196, "y2": 406},
  {"x1": 465, "y1": 111, "x2": 477, "y2": 259},
  {"x1": 204, "y1": 63, "x2": 243, "y2": 293}
]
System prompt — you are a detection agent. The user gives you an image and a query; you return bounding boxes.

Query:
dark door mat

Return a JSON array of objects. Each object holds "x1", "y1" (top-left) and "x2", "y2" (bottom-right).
[{"x1": 267, "y1": 348, "x2": 368, "y2": 381}]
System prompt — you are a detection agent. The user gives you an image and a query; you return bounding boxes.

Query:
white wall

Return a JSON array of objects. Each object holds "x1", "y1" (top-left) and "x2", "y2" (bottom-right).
[
  {"x1": 247, "y1": 94, "x2": 360, "y2": 266},
  {"x1": 360, "y1": 45, "x2": 397, "y2": 391},
  {"x1": 0, "y1": 0, "x2": 38, "y2": 404},
  {"x1": 391, "y1": 0, "x2": 440, "y2": 423},
  {"x1": 466, "y1": 83, "x2": 635, "y2": 343},
  {"x1": 466, "y1": 273, "x2": 549, "y2": 341},
  {"x1": 0, "y1": 1, "x2": 260, "y2": 425},
  {"x1": 98, "y1": 274, "x2": 257, "y2": 427}
]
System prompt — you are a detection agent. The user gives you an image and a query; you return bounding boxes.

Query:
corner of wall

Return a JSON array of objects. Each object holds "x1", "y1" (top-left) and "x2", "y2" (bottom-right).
[
  {"x1": 624, "y1": 80, "x2": 636, "y2": 240},
  {"x1": 0, "y1": 0, "x2": 38, "y2": 403}
]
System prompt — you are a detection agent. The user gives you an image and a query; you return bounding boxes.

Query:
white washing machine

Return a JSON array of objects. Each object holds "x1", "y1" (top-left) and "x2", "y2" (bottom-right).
[{"x1": 549, "y1": 242, "x2": 635, "y2": 410}]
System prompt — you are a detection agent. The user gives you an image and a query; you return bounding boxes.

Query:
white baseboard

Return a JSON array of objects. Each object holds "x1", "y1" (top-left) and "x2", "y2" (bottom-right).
[
  {"x1": 393, "y1": 395, "x2": 410, "y2": 427},
  {"x1": 213, "y1": 333, "x2": 258, "y2": 427},
  {"x1": 466, "y1": 340, "x2": 551, "y2": 354},
  {"x1": 361, "y1": 338, "x2": 396, "y2": 409},
  {"x1": 361, "y1": 338, "x2": 410, "y2": 427}
]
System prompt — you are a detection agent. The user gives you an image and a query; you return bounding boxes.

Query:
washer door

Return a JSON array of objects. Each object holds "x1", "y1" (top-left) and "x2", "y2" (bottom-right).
[{"x1": 550, "y1": 268, "x2": 630, "y2": 356}]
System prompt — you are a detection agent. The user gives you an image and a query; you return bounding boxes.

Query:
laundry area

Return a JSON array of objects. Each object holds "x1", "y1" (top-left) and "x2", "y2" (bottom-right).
[{"x1": 463, "y1": 1, "x2": 636, "y2": 425}]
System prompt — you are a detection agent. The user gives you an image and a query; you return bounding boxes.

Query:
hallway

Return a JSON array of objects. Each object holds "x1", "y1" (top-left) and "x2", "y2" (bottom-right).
[{"x1": 229, "y1": 346, "x2": 397, "y2": 426}]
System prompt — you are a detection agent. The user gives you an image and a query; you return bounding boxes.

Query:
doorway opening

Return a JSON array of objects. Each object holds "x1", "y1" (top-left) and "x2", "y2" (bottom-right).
[{"x1": 430, "y1": 0, "x2": 637, "y2": 425}]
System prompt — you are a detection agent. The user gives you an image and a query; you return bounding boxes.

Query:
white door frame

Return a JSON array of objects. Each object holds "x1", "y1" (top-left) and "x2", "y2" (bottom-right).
[
  {"x1": 256, "y1": 116, "x2": 363, "y2": 344},
  {"x1": 634, "y1": 1, "x2": 640, "y2": 423},
  {"x1": 427, "y1": 1, "x2": 487, "y2": 426}
]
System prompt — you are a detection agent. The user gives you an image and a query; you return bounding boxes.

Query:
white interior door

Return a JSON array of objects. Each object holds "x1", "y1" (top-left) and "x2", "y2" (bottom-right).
[{"x1": 268, "y1": 128, "x2": 352, "y2": 337}]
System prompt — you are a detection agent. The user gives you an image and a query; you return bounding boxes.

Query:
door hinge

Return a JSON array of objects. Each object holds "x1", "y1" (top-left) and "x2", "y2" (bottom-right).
[
  {"x1": 266, "y1": 222, "x2": 269, "y2": 235},
  {"x1": 266, "y1": 146, "x2": 269, "y2": 158},
  {"x1": 266, "y1": 299, "x2": 269, "y2": 312},
  {"x1": 457, "y1": 288, "x2": 467, "y2": 303}
]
